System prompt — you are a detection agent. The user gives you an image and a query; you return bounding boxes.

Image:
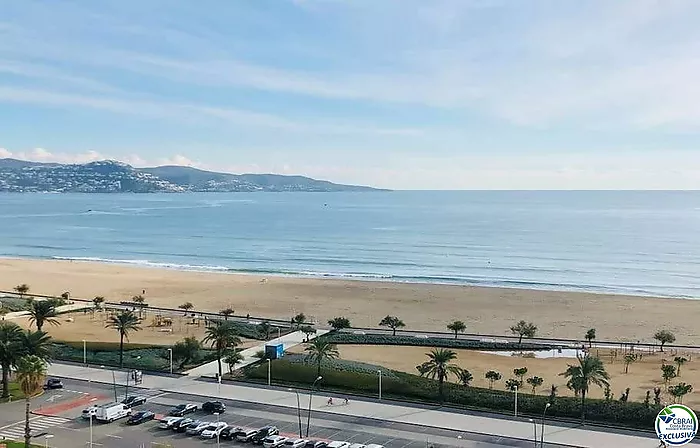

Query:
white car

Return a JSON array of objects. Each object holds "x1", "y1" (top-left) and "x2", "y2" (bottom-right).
[
  {"x1": 263, "y1": 435, "x2": 289, "y2": 448},
  {"x1": 200, "y1": 422, "x2": 229, "y2": 439},
  {"x1": 158, "y1": 417, "x2": 183, "y2": 429},
  {"x1": 284, "y1": 439, "x2": 308, "y2": 448},
  {"x1": 365, "y1": 445, "x2": 385, "y2": 448},
  {"x1": 81, "y1": 405, "x2": 99, "y2": 420},
  {"x1": 327, "y1": 442, "x2": 350, "y2": 448},
  {"x1": 185, "y1": 421, "x2": 212, "y2": 435}
]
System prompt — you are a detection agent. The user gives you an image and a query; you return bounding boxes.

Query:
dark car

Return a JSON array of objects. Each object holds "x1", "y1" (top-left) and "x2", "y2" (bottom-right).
[
  {"x1": 221, "y1": 426, "x2": 244, "y2": 440},
  {"x1": 126, "y1": 410, "x2": 155, "y2": 425},
  {"x1": 168, "y1": 403, "x2": 197, "y2": 416},
  {"x1": 43, "y1": 378, "x2": 63, "y2": 390},
  {"x1": 121, "y1": 395, "x2": 147, "y2": 408},
  {"x1": 252, "y1": 426, "x2": 279, "y2": 444},
  {"x1": 172, "y1": 417, "x2": 195, "y2": 432},
  {"x1": 306, "y1": 441, "x2": 328, "y2": 448},
  {"x1": 202, "y1": 401, "x2": 226, "y2": 414}
]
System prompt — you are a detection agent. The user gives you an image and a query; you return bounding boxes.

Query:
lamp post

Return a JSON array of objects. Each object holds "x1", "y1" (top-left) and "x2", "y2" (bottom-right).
[
  {"x1": 82, "y1": 340, "x2": 87, "y2": 366},
  {"x1": 305, "y1": 376, "x2": 323, "y2": 437},
  {"x1": 167, "y1": 348, "x2": 173, "y2": 374},
  {"x1": 214, "y1": 412, "x2": 221, "y2": 448},
  {"x1": 540, "y1": 402, "x2": 551, "y2": 448},
  {"x1": 267, "y1": 359, "x2": 271, "y2": 386},
  {"x1": 288, "y1": 388, "x2": 303, "y2": 437},
  {"x1": 44, "y1": 434, "x2": 53, "y2": 448},
  {"x1": 89, "y1": 413, "x2": 93, "y2": 447},
  {"x1": 514, "y1": 385, "x2": 518, "y2": 417},
  {"x1": 217, "y1": 372, "x2": 222, "y2": 396},
  {"x1": 377, "y1": 370, "x2": 382, "y2": 400},
  {"x1": 528, "y1": 419, "x2": 537, "y2": 448}
]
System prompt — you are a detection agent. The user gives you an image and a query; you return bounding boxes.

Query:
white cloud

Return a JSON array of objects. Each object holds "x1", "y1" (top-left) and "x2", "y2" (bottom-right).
[{"x1": 1, "y1": 148, "x2": 105, "y2": 164}]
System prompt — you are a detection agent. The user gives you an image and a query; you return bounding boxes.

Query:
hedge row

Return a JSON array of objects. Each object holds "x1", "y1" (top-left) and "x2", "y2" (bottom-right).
[
  {"x1": 51, "y1": 342, "x2": 217, "y2": 372},
  {"x1": 283, "y1": 354, "x2": 398, "y2": 378},
  {"x1": 244, "y1": 360, "x2": 663, "y2": 429},
  {"x1": 319, "y1": 333, "x2": 554, "y2": 351}
]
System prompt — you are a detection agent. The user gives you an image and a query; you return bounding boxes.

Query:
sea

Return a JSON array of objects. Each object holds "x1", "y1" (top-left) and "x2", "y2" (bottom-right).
[{"x1": 0, "y1": 191, "x2": 699, "y2": 298}]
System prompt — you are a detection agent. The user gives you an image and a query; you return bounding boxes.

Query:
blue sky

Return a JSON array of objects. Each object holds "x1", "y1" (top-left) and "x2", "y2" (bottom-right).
[{"x1": 1, "y1": 0, "x2": 699, "y2": 189}]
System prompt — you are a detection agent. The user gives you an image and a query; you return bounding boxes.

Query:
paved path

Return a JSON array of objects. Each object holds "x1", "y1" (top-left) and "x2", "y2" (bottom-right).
[
  {"x1": 2, "y1": 302, "x2": 92, "y2": 320},
  {"x1": 184, "y1": 329, "x2": 328, "y2": 376},
  {"x1": 47, "y1": 362, "x2": 661, "y2": 448}
]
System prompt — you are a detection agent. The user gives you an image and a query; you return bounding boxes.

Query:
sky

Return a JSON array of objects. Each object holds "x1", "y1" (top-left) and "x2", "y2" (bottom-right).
[{"x1": 1, "y1": 0, "x2": 700, "y2": 189}]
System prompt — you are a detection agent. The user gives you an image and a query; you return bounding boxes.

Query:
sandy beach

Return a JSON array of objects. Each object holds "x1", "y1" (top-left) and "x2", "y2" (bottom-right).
[{"x1": 1, "y1": 257, "x2": 699, "y2": 344}]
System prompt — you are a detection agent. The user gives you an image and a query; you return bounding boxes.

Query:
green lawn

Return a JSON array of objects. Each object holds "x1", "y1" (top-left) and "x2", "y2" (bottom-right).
[
  {"x1": 3, "y1": 441, "x2": 42, "y2": 447},
  {"x1": 0, "y1": 382, "x2": 27, "y2": 403}
]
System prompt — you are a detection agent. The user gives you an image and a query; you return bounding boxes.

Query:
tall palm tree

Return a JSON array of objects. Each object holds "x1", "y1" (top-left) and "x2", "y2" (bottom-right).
[
  {"x1": 0, "y1": 322, "x2": 24, "y2": 398},
  {"x1": 422, "y1": 348, "x2": 462, "y2": 399},
  {"x1": 219, "y1": 308, "x2": 235, "y2": 320},
  {"x1": 105, "y1": 310, "x2": 141, "y2": 368},
  {"x1": 27, "y1": 301, "x2": 60, "y2": 332},
  {"x1": 202, "y1": 322, "x2": 241, "y2": 379},
  {"x1": 304, "y1": 339, "x2": 340, "y2": 377},
  {"x1": 225, "y1": 350, "x2": 245, "y2": 375},
  {"x1": 16, "y1": 355, "x2": 46, "y2": 448},
  {"x1": 20, "y1": 330, "x2": 53, "y2": 361},
  {"x1": 560, "y1": 354, "x2": 610, "y2": 423}
]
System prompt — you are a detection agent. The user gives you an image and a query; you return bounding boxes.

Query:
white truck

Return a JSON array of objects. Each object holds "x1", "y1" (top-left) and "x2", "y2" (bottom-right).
[{"x1": 95, "y1": 402, "x2": 131, "y2": 423}]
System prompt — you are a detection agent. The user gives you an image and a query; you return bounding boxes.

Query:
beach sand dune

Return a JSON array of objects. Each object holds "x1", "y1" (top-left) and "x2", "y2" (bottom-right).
[{"x1": 1, "y1": 258, "x2": 699, "y2": 344}]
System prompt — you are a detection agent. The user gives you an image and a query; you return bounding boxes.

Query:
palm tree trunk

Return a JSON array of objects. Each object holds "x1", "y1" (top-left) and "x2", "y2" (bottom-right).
[
  {"x1": 217, "y1": 351, "x2": 223, "y2": 379},
  {"x1": 1, "y1": 363, "x2": 9, "y2": 398},
  {"x1": 392, "y1": 327, "x2": 396, "y2": 336},
  {"x1": 580, "y1": 390, "x2": 586, "y2": 424},
  {"x1": 454, "y1": 331, "x2": 457, "y2": 339},
  {"x1": 518, "y1": 335, "x2": 523, "y2": 345},
  {"x1": 37, "y1": 321, "x2": 43, "y2": 332},
  {"x1": 438, "y1": 376, "x2": 444, "y2": 400},
  {"x1": 119, "y1": 332, "x2": 124, "y2": 368},
  {"x1": 24, "y1": 397, "x2": 31, "y2": 448},
  {"x1": 317, "y1": 359, "x2": 321, "y2": 377}
]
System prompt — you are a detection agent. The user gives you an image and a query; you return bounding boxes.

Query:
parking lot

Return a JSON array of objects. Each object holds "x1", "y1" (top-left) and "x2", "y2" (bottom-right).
[{"x1": 0, "y1": 379, "x2": 540, "y2": 448}]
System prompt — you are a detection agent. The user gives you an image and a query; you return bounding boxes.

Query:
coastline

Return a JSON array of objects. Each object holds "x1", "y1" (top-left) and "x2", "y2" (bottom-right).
[{"x1": 1, "y1": 256, "x2": 699, "y2": 344}]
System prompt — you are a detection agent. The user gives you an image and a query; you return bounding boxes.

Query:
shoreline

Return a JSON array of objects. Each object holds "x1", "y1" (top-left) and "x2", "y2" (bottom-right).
[
  {"x1": 6, "y1": 254, "x2": 695, "y2": 300},
  {"x1": 1, "y1": 256, "x2": 699, "y2": 344}
]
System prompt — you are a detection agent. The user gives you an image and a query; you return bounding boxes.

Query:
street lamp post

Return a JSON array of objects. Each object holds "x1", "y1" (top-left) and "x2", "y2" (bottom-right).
[
  {"x1": 267, "y1": 359, "x2": 271, "y2": 386},
  {"x1": 514, "y1": 385, "x2": 518, "y2": 417},
  {"x1": 44, "y1": 434, "x2": 53, "y2": 448},
  {"x1": 377, "y1": 370, "x2": 382, "y2": 400},
  {"x1": 217, "y1": 373, "x2": 222, "y2": 396},
  {"x1": 540, "y1": 402, "x2": 551, "y2": 448},
  {"x1": 89, "y1": 413, "x2": 93, "y2": 447},
  {"x1": 288, "y1": 388, "x2": 303, "y2": 437},
  {"x1": 528, "y1": 419, "x2": 537, "y2": 448},
  {"x1": 214, "y1": 412, "x2": 221, "y2": 448},
  {"x1": 305, "y1": 376, "x2": 323, "y2": 437},
  {"x1": 82, "y1": 340, "x2": 86, "y2": 366},
  {"x1": 167, "y1": 348, "x2": 173, "y2": 374}
]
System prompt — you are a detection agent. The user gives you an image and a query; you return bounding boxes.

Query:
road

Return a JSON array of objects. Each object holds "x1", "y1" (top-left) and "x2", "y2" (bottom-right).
[{"x1": 0, "y1": 378, "x2": 552, "y2": 448}]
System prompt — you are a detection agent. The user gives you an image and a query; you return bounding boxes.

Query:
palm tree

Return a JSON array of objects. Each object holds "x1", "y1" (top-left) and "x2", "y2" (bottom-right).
[
  {"x1": 0, "y1": 321, "x2": 24, "y2": 398},
  {"x1": 92, "y1": 296, "x2": 105, "y2": 309},
  {"x1": 14, "y1": 284, "x2": 29, "y2": 299},
  {"x1": 179, "y1": 302, "x2": 194, "y2": 314},
  {"x1": 20, "y1": 330, "x2": 52, "y2": 361},
  {"x1": 171, "y1": 336, "x2": 202, "y2": 370},
  {"x1": 510, "y1": 320, "x2": 537, "y2": 345},
  {"x1": 457, "y1": 369, "x2": 473, "y2": 386},
  {"x1": 258, "y1": 321, "x2": 272, "y2": 340},
  {"x1": 654, "y1": 330, "x2": 676, "y2": 352},
  {"x1": 301, "y1": 326, "x2": 317, "y2": 342},
  {"x1": 105, "y1": 310, "x2": 141, "y2": 368},
  {"x1": 16, "y1": 355, "x2": 46, "y2": 448},
  {"x1": 446, "y1": 321, "x2": 466, "y2": 339},
  {"x1": 379, "y1": 315, "x2": 405, "y2": 336},
  {"x1": 669, "y1": 382, "x2": 693, "y2": 404},
  {"x1": 202, "y1": 322, "x2": 241, "y2": 379},
  {"x1": 585, "y1": 328, "x2": 596, "y2": 347},
  {"x1": 422, "y1": 348, "x2": 461, "y2": 399},
  {"x1": 526, "y1": 376, "x2": 544, "y2": 394},
  {"x1": 132, "y1": 295, "x2": 146, "y2": 317},
  {"x1": 292, "y1": 313, "x2": 307, "y2": 329},
  {"x1": 623, "y1": 353, "x2": 637, "y2": 374},
  {"x1": 560, "y1": 355, "x2": 610, "y2": 423},
  {"x1": 675, "y1": 356, "x2": 688, "y2": 376},
  {"x1": 225, "y1": 350, "x2": 245, "y2": 375},
  {"x1": 327, "y1": 317, "x2": 351, "y2": 331},
  {"x1": 485, "y1": 370, "x2": 502, "y2": 389},
  {"x1": 27, "y1": 301, "x2": 60, "y2": 332},
  {"x1": 220, "y1": 308, "x2": 235, "y2": 320},
  {"x1": 304, "y1": 339, "x2": 339, "y2": 377}
]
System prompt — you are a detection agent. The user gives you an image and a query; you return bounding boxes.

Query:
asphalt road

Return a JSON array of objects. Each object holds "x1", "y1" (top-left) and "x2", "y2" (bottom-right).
[{"x1": 0, "y1": 378, "x2": 555, "y2": 448}]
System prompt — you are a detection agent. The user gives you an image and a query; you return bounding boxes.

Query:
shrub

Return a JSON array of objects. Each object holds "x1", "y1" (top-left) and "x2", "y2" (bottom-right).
[
  {"x1": 318, "y1": 333, "x2": 553, "y2": 351},
  {"x1": 284, "y1": 354, "x2": 397, "y2": 378}
]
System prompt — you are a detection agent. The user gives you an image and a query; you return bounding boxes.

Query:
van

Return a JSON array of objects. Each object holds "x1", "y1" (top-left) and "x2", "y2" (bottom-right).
[{"x1": 95, "y1": 402, "x2": 131, "y2": 423}]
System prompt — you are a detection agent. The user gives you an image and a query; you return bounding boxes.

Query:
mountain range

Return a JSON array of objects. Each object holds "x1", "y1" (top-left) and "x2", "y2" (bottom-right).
[{"x1": 0, "y1": 159, "x2": 381, "y2": 193}]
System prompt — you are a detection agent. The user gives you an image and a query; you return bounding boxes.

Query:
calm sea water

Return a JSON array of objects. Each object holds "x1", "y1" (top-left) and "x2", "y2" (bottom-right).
[{"x1": 1, "y1": 191, "x2": 699, "y2": 298}]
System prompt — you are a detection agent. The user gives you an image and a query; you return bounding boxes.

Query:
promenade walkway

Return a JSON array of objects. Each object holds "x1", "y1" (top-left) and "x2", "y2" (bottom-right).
[
  {"x1": 47, "y1": 363, "x2": 662, "y2": 448},
  {"x1": 2, "y1": 302, "x2": 92, "y2": 320}
]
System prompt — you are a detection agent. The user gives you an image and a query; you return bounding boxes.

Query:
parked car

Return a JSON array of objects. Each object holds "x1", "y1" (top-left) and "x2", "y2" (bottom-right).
[
  {"x1": 127, "y1": 410, "x2": 156, "y2": 425},
  {"x1": 263, "y1": 436, "x2": 289, "y2": 448},
  {"x1": 172, "y1": 418, "x2": 195, "y2": 432},
  {"x1": 365, "y1": 445, "x2": 385, "y2": 448},
  {"x1": 95, "y1": 403, "x2": 131, "y2": 423},
  {"x1": 349, "y1": 444, "x2": 366, "y2": 448},
  {"x1": 169, "y1": 403, "x2": 197, "y2": 416},
  {"x1": 43, "y1": 378, "x2": 63, "y2": 390},
  {"x1": 220, "y1": 426, "x2": 245, "y2": 440},
  {"x1": 81, "y1": 405, "x2": 99, "y2": 420},
  {"x1": 186, "y1": 421, "x2": 212, "y2": 436},
  {"x1": 305, "y1": 441, "x2": 327, "y2": 448},
  {"x1": 121, "y1": 395, "x2": 147, "y2": 408},
  {"x1": 202, "y1": 401, "x2": 226, "y2": 414},
  {"x1": 252, "y1": 426, "x2": 279, "y2": 444},
  {"x1": 284, "y1": 438, "x2": 309, "y2": 448},
  {"x1": 158, "y1": 417, "x2": 183, "y2": 429},
  {"x1": 237, "y1": 429, "x2": 260, "y2": 443},
  {"x1": 327, "y1": 442, "x2": 350, "y2": 448},
  {"x1": 200, "y1": 422, "x2": 229, "y2": 439}
]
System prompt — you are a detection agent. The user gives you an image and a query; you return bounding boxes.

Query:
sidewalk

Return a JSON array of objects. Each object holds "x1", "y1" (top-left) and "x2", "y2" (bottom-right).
[
  {"x1": 2, "y1": 302, "x2": 92, "y2": 320},
  {"x1": 183, "y1": 329, "x2": 329, "y2": 376},
  {"x1": 47, "y1": 362, "x2": 659, "y2": 448}
]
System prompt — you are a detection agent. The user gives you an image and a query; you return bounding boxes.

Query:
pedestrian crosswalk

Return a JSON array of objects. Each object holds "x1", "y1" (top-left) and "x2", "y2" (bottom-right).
[{"x1": 0, "y1": 416, "x2": 70, "y2": 441}]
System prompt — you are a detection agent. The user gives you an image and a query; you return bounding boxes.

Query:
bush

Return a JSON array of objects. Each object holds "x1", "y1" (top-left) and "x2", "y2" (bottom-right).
[
  {"x1": 0, "y1": 297, "x2": 31, "y2": 312},
  {"x1": 243, "y1": 360, "x2": 663, "y2": 429},
  {"x1": 318, "y1": 333, "x2": 553, "y2": 351},
  {"x1": 283, "y1": 354, "x2": 397, "y2": 378}
]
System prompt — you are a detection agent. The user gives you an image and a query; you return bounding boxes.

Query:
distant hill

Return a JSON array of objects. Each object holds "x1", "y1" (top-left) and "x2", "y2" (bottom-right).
[{"x1": 0, "y1": 159, "x2": 383, "y2": 193}]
